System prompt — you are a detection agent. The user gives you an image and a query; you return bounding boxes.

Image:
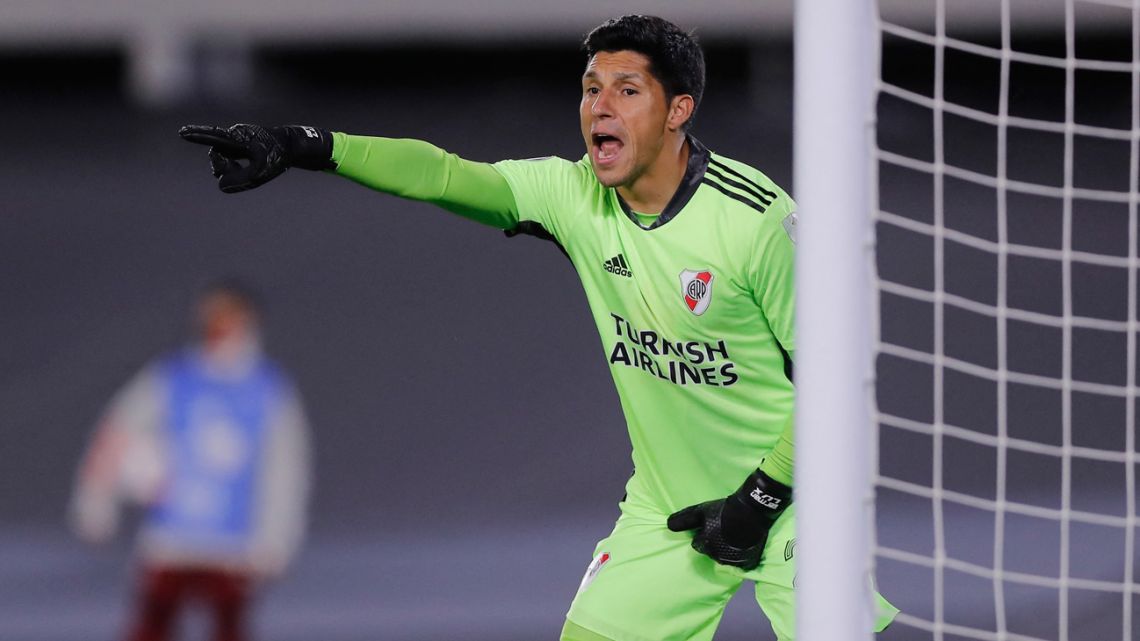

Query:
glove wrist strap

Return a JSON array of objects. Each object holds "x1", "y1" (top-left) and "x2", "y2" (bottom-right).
[
  {"x1": 278, "y1": 125, "x2": 336, "y2": 171},
  {"x1": 739, "y1": 469, "x2": 792, "y2": 519}
]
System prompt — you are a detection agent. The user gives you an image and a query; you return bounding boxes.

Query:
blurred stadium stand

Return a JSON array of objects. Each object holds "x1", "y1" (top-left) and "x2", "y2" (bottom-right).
[{"x1": 1, "y1": 0, "x2": 1128, "y2": 105}]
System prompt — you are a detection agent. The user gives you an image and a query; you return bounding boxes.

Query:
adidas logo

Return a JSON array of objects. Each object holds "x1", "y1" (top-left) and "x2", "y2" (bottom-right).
[{"x1": 604, "y1": 254, "x2": 632, "y2": 278}]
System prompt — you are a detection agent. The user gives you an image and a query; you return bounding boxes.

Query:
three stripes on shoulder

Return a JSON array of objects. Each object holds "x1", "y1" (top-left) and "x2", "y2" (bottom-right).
[{"x1": 702, "y1": 158, "x2": 778, "y2": 214}]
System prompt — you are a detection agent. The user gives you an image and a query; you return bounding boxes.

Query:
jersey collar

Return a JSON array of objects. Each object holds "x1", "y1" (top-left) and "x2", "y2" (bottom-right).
[{"x1": 615, "y1": 135, "x2": 710, "y2": 231}]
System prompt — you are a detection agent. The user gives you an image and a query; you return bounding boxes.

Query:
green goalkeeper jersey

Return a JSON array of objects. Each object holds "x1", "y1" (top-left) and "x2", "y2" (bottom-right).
[
  {"x1": 332, "y1": 133, "x2": 795, "y2": 515},
  {"x1": 492, "y1": 138, "x2": 796, "y2": 515}
]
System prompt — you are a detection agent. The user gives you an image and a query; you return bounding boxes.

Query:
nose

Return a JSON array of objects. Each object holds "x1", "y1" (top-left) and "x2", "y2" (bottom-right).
[{"x1": 590, "y1": 89, "x2": 613, "y2": 118}]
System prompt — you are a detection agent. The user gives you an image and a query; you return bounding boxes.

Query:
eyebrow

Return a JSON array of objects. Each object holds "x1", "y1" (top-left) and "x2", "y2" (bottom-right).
[{"x1": 582, "y1": 70, "x2": 645, "y2": 82}]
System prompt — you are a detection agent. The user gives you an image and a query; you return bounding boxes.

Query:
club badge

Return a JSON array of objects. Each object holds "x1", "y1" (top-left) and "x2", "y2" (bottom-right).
[{"x1": 679, "y1": 269, "x2": 715, "y2": 315}]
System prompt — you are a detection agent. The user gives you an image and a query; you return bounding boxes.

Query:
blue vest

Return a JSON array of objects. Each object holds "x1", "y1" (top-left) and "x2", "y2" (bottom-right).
[{"x1": 145, "y1": 350, "x2": 284, "y2": 554}]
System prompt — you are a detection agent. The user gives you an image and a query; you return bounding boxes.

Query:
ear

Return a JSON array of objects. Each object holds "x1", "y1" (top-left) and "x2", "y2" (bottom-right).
[{"x1": 666, "y1": 94, "x2": 695, "y2": 132}]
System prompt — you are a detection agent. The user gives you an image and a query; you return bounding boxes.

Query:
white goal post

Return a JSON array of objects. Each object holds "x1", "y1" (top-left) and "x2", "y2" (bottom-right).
[
  {"x1": 799, "y1": 1, "x2": 1140, "y2": 640},
  {"x1": 794, "y1": 0, "x2": 878, "y2": 640}
]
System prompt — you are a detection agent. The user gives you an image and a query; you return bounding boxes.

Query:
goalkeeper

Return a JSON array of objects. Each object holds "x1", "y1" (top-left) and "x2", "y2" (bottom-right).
[{"x1": 180, "y1": 15, "x2": 897, "y2": 641}]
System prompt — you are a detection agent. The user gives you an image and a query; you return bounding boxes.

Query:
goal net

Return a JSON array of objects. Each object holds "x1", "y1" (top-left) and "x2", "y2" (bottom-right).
[{"x1": 872, "y1": 2, "x2": 1137, "y2": 640}]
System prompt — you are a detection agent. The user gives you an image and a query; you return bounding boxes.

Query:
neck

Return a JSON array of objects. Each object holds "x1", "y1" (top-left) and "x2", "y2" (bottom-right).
[{"x1": 617, "y1": 134, "x2": 690, "y2": 214}]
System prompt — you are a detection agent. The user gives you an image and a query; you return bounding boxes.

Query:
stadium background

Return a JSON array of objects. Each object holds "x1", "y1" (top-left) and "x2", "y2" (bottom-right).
[{"x1": 0, "y1": 1, "x2": 1133, "y2": 639}]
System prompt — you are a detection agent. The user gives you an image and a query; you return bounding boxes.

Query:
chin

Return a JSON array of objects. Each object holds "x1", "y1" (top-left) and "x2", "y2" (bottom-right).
[{"x1": 591, "y1": 164, "x2": 629, "y2": 188}]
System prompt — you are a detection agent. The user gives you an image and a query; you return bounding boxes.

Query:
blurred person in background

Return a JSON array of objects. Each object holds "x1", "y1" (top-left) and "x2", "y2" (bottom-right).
[{"x1": 69, "y1": 279, "x2": 312, "y2": 641}]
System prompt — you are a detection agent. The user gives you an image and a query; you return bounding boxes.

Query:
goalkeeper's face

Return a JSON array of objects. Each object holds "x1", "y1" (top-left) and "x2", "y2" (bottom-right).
[{"x1": 580, "y1": 50, "x2": 681, "y2": 188}]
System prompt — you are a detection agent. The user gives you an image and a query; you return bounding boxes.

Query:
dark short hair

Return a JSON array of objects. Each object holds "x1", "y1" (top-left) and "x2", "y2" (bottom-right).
[
  {"x1": 582, "y1": 15, "x2": 706, "y2": 131},
  {"x1": 199, "y1": 277, "x2": 263, "y2": 316}
]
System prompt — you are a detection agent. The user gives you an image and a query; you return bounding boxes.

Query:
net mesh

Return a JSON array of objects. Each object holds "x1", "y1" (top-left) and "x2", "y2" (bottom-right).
[{"x1": 872, "y1": 1, "x2": 1138, "y2": 639}]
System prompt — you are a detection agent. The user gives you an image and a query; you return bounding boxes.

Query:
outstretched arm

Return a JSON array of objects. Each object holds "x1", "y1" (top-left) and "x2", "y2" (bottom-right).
[
  {"x1": 331, "y1": 134, "x2": 518, "y2": 229},
  {"x1": 179, "y1": 124, "x2": 519, "y2": 229}
]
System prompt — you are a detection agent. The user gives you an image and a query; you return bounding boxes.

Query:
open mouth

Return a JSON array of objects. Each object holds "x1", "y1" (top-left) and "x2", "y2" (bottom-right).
[{"x1": 592, "y1": 133, "x2": 624, "y2": 165}]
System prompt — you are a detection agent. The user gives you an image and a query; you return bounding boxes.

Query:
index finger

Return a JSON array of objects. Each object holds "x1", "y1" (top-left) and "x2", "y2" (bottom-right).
[{"x1": 179, "y1": 125, "x2": 244, "y2": 153}]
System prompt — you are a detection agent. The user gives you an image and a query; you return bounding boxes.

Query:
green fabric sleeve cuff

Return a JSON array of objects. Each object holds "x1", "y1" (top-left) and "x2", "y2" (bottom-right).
[
  {"x1": 759, "y1": 411, "x2": 795, "y2": 487},
  {"x1": 330, "y1": 133, "x2": 519, "y2": 229},
  {"x1": 330, "y1": 131, "x2": 351, "y2": 167}
]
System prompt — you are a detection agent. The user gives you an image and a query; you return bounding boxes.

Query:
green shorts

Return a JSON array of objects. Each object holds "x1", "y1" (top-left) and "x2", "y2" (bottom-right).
[{"x1": 564, "y1": 503, "x2": 898, "y2": 641}]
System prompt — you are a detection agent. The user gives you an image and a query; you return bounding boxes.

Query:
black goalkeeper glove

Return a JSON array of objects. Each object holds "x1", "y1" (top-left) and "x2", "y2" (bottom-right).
[
  {"x1": 666, "y1": 469, "x2": 792, "y2": 571},
  {"x1": 178, "y1": 123, "x2": 335, "y2": 193}
]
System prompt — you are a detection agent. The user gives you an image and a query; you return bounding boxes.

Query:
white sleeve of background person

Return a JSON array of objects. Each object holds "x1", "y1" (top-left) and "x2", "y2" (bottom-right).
[
  {"x1": 69, "y1": 363, "x2": 169, "y2": 542},
  {"x1": 251, "y1": 390, "x2": 312, "y2": 576},
  {"x1": 794, "y1": 0, "x2": 877, "y2": 639}
]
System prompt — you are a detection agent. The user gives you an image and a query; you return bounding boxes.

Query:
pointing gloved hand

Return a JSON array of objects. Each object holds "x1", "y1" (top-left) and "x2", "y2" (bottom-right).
[{"x1": 179, "y1": 124, "x2": 335, "y2": 193}]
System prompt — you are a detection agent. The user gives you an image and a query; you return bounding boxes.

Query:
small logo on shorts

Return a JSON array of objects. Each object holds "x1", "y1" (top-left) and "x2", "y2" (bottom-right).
[
  {"x1": 784, "y1": 539, "x2": 797, "y2": 562},
  {"x1": 577, "y1": 551, "x2": 611, "y2": 594}
]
